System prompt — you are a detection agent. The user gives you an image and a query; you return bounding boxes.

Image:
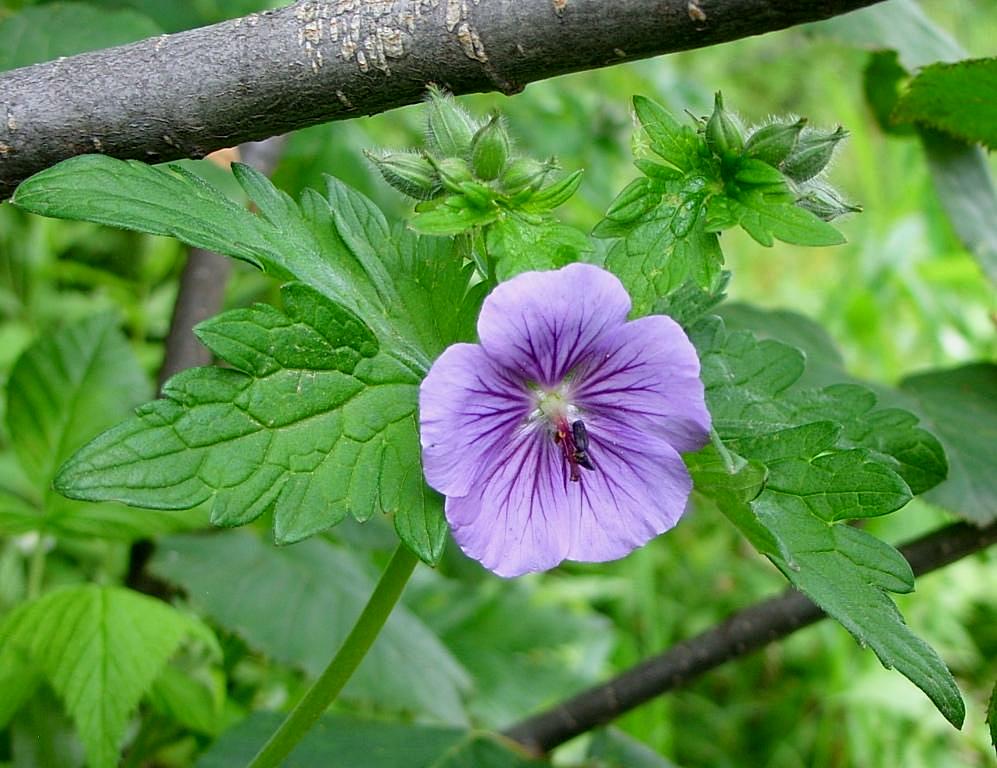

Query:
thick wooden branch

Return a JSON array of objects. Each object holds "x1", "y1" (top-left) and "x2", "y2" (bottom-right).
[
  {"x1": 503, "y1": 520, "x2": 997, "y2": 754},
  {"x1": 0, "y1": 0, "x2": 885, "y2": 200}
]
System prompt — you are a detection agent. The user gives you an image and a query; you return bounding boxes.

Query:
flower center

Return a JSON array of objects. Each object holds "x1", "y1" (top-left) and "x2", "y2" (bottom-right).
[{"x1": 533, "y1": 388, "x2": 594, "y2": 483}]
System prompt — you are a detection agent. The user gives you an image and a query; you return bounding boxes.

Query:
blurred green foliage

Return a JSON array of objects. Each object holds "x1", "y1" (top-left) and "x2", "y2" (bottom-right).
[{"x1": 0, "y1": 1, "x2": 994, "y2": 767}]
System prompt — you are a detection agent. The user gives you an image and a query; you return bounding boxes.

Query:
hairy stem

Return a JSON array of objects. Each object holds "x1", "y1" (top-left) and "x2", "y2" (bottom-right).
[{"x1": 246, "y1": 544, "x2": 420, "y2": 768}]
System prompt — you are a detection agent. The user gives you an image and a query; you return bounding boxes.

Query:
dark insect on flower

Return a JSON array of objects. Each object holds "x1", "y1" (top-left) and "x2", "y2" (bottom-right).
[{"x1": 571, "y1": 420, "x2": 595, "y2": 473}]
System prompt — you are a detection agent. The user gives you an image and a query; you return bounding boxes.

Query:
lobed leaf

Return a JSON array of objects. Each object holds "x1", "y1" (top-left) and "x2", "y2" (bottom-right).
[
  {"x1": 690, "y1": 316, "x2": 962, "y2": 725},
  {"x1": 0, "y1": 585, "x2": 216, "y2": 768}
]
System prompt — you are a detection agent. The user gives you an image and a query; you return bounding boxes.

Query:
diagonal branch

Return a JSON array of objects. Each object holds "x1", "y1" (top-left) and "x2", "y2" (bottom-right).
[
  {"x1": 0, "y1": 0, "x2": 886, "y2": 199},
  {"x1": 503, "y1": 520, "x2": 997, "y2": 754}
]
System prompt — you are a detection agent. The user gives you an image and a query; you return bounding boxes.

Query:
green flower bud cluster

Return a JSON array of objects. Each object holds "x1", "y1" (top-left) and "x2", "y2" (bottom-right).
[
  {"x1": 700, "y1": 93, "x2": 858, "y2": 222},
  {"x1": 367, "y1": 85, "x2": 577, "y2": 217}
]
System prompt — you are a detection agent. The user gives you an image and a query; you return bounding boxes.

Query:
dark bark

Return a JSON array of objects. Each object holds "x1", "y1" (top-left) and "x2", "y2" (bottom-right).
[
  {"x1": 0, "y1": 0, "x2": 886, "y2": 199},
  {"x1": 503, "y1": 520, "x2": 997, "y2": 754}
]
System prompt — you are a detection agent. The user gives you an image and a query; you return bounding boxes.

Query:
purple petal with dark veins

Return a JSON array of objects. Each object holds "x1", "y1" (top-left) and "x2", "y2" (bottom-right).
[
  {"x1": 574, "y1": 315, "x2": 710, "y2": 453},
  {"x1": 476, "y1": 263, "x2": 631, "y2": 386},
  {"x1": 419, "y1": 343, "x2": 531, "y2": 498},
  {"x1": 446, "y1": 418, "x2": 692, "y2": 577}
]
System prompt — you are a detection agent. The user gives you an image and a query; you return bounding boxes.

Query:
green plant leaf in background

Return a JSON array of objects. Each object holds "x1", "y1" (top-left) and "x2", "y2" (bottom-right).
[
  {"x1": 0, "y1": 2, "x2": 162, "y2": 71},
  {"x1": 899, "y1": 364, "x2": 997, "y2": 526},
  {"x1": 0, "y1": 584, "x2": 217, "y2": 768},
  {"x1": 196, "y1": 713, "x2": 548, "y2": 768},
  {"x1": 814, "y1": 0, "x2": 997, "y2": 283},
  {"x1": 1, "y1": 313, "x2": 198, "y2": 539},
  {"x1": 587, "y1": 728, "x2": 682, "y2": 768},
  {"x1": 689, "y1": 316, "x2": 963, "y2": 727},
  {"x1": 149, "y1": 532, "x2": 470, "y2": 722},
  {"x1": 892, "y1": 58, "x2": 997, "y2": 150},
  {"x1": 485, "y1": 216, "x2": 591, "y2": 281}
]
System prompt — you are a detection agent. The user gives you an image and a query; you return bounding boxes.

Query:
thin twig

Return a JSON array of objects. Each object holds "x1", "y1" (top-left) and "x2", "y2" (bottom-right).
[{"x1": 503, "y1": 520, "x2": 997, "y2": 754}]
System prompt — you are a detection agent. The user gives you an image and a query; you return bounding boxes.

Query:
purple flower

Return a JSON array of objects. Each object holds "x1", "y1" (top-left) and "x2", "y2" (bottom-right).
[{"x1": 419, "y1": 263, "x2": 711, "y2": 577}]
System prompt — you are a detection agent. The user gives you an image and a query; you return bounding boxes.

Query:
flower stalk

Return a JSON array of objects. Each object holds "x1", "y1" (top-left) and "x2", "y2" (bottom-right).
[{"x1": 245, "y1": 544, "x2": 419, "y2": 768}]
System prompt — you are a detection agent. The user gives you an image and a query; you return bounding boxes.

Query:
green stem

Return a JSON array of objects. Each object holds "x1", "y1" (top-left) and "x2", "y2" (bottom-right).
[
  {"x1": 26, "y1": 536, "x2": 46, "y2": 599},
  {"x1": 710, "y1": 427, "x2": 737, "y2": 475},
  {"x1": 246, "y1": 544, "x2": 419, "y2": 768}
]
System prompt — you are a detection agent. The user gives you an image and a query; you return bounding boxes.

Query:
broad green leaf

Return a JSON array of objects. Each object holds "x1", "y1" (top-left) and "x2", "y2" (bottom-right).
[
  {"x1": 900, "y1": 364, "x2": 997, "y2": 525},
  {"x1": 632, "y1": 95, "x2": 699, "y2": 172},
  {"x1": 148, "y1": 663, "x2": 225, "y2": 737},
  {"x1": 691, "y1": 317, "x2": 962, "y2": 725},
  {"x1": 603, "y1": 184, "x2": 723, "y2": 315},
  {"x1": 6, "y1": 314, "x2": 149, "y2": 488},
  {"x1": 486, "y1": 216, "x2": 591, "y2": 281},
  {"x1": 893, "y1": 58, "x2": 997, "y2": 150},
  {"x1": 0, "y1": 2, "x2": 161, "y2": 71},
  {"x1": 150, "y1": 533, "x2": 469, "y2": 722},
  {"x1": 196, "y1": 714, "x2": 547, "y2": 768},
  {"x1": 920, "y1": 131, "x2": 997, "y2": 284},
  {"x1": 54, "y1": 283, "x2": 446, "y2": 558},
  {"x1": 0, "y1": 645, "x2": 41, "y2": 729},
  {"x1": 410, "y1": 578, "x2": 611, "y2": 726},
  {"x1": 724, "y1": 189, "x2": 846, "y2": 248},
  {"x1": 863, "y1": 50, "x2": 917, "y2": 136},
  {"x1": 2, "y1": 315, "x2": 199, "y2": 539},
  {"x1": 0, "y1": 585, "x2": 217, "y2": 768}
]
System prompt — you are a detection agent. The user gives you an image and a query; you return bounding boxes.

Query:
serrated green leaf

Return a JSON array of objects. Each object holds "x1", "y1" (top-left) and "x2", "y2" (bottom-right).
[
  {"x1": 893, "y1": 58, "x2": 997, "y2": 149},
  {"x1": 754, "y1": 506, "x2": 963, "y2": 727},
  {"x1": 150, "y1": 533, "x2": 469, "y2": 722},
  {"x1": 197, "y1": 714, "x2": 548, "y2": 768},
  {"x1": 520, "y1": 169, "x2": 584, "y2": 213},
  {"x1": 604, "y1": 178, "x2": 723, "y2": 314},
  {"x1": 0, "y1": 585, "x2": 216, "y2": 768},
  {"x1": 900, "y1": 364, "x2": 997, "y2": 525},
  {"x1": 410, "y1": 197, "x2": 499, "y2": 235},
  {"x1": 729, "y1": 188, "x2": 846, "y2": 247},
  {"x1": 632, "y1": 96, "x2": 699, "y2": 172},
  {"x1": 486, "y1": 216, "x2": 591, "y2": 281},
  {"x1": 691, "y1": 317, "x2": 963, "y2": 724},
  {"x1": 0, "y1": 3, "x2": 161, "y2": 71},
  {"x1": 54, "y1": 282, "x2": 445, "y2": 556}
]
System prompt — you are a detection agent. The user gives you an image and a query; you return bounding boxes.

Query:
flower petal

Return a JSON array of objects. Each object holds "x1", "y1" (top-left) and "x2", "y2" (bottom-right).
[
  {"x1": 476, "y1": 263, "x2": 631, "y2": 386},
  {"x1": 446, "y1": 419, "x2": 693, "y2": 577},
  {"x1": 566, "y1": 421, "x2": 692, "y2": 564},
  {"x1": 419, "y1": 343, "x2": 531, "y2": 498},
  {"x1": 575, "y1": 315, "x2": 711, "y2": 453},
  {"x1": 446, "y1": 429, "x2": 572, "y2": 577}
]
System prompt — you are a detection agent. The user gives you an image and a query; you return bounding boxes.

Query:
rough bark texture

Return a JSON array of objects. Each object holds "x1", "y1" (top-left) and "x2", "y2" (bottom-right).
[
  {"x1": 503, "y1": 520, "x2": 997, "y2": 754},
  {"x1": 0, "y1": 0, "x2": 886, "y2": 199}
]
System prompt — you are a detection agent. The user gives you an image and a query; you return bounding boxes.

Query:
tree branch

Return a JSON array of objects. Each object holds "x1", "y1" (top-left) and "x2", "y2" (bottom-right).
[
  {"x1": 503, "y1": 520, "x2": 997, "y2": 754},
  {"x1": 0, "y1": 0, "x2": 886, "y2": 199}
]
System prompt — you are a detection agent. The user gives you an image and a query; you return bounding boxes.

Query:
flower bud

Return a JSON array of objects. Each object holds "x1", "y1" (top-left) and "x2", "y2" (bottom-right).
[
  {"x1": 781, "y1": 126, "x2": 848, "y2": 183},
  {"x1": 471, "y1": 115, "x2": 511, "y2": 181},
  {"x1": 365, "y1": 150, "x2": 441, "y2": 199},
  {"x1": 499, "y1": 156, "x2": 553, "y2": 195},
  {"x1": 425, "y1": 85, "x2": 479, "y2": 158},
  {"x1": 705, "y1": 92, "x2": 744, "y2": 159},
  {"x1": 796, "y1": 181, "x2": 861, "y2": 221},
  {"x1": 744, "y1": 118, "x2": 807, "y2": 166},
  {"x1": 429, "y1": 156, "x2": 475, "y2": 194}
]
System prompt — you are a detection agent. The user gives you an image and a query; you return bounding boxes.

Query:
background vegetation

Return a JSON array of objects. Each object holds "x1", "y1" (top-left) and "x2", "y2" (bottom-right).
[{"x1": 0, "y1": 1, "x2": 993, "y2": 766}]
